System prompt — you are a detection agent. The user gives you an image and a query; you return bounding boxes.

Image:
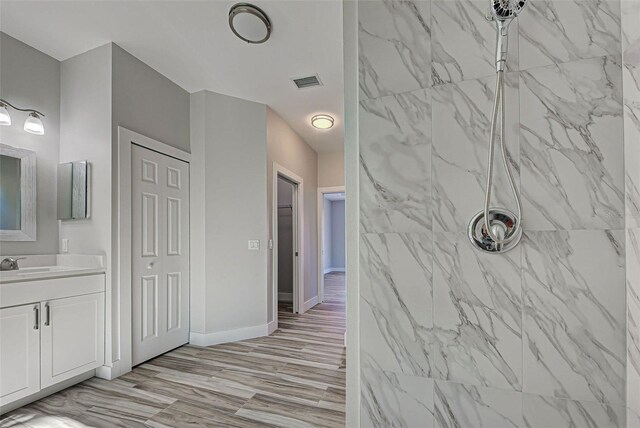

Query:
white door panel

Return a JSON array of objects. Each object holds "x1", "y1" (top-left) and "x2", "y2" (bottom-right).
[
  {"x1": 40, "y1": 293, "x2": 105, "y2": 389},
  {"x1": 132, "y1": 144, "x2": 190, "y2": 366}
]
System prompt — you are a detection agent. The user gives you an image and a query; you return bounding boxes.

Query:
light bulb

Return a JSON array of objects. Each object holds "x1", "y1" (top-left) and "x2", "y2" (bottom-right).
[
  {"x1": 24, "y1": 112, "x2": 44, "y2": 135},
  {"x1": 0, "y1": 104, "x2": 11, "y2": 126}
]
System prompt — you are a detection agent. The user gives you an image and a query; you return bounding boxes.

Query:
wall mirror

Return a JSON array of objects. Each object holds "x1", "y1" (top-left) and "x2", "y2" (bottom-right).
[
  {"x1": 0, "y1": 143, "x2": 37, "y2": 241},
  {"x1": 58, "y1": 160, "x2": 89, "y2": 220}
]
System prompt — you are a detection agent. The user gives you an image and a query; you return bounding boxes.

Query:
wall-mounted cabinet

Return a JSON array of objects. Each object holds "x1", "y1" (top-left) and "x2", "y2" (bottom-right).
[{"x1": 0, "y1": 274, "x2": 105, "y2": 409}]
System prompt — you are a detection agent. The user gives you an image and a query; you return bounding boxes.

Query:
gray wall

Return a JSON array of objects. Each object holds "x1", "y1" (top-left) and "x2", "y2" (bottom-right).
[
  {"x1": 59, "y1": 42, "x2": 191, "y2": 366},
  {"x1": 112, "y1": 44, "x2": 190, "y2": 153},
  {"x1": 190, "y1": 90, "x2": 268, "y2": 335},
  {"x1": 0, "y1": 32, "x2": 60, "y2": 255},
  {"x1": 330, "y1": 200, "x2": 345, "y2": 269},
  {"x1": 318, "y1": 150, "x2": 345, "y2": 188},
  {"x1": 267, "y1": 107, "x2": 319, "y2": 319},
  {"x1": 59, "y1": 43, "x2": 114, "y2": 360},
  {"x1": 358, "y1": 0, "x2": 631, "y2": 426}
]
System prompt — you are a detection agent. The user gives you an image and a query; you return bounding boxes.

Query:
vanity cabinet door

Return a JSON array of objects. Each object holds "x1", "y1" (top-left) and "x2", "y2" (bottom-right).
[
  {"x1": 0, "y1": 303, "x2": 41, "y2": 406},
  {"x1": 40, "y1": 293, "x2": 104, "y2": 388}
]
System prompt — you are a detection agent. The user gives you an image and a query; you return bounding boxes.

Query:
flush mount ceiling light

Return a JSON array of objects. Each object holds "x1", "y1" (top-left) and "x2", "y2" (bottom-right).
[
  {"x1": 229, "y1": 3, "x2": 272, "y2": 44},
  {"x1": 311, "y1": 114, "x2": 334, "y2": 130},
  {"x1": 0, "y1": 98, "x2": 45, "y2": 136}
]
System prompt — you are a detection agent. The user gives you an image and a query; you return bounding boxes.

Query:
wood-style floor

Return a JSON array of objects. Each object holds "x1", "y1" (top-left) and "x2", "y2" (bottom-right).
[{"x1": 1, "y1": 273, "x2": 346, "y2": 428}]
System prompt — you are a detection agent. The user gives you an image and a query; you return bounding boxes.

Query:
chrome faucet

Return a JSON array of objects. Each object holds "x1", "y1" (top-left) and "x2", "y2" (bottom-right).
[{"x1": 0, "y1": 257, "x2": 26, "y2": 271}]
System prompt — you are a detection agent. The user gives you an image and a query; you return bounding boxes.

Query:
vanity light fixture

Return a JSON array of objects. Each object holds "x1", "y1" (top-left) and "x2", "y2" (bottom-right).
[
  {"x1": 0, "y1": 103, "x2": 11, "y2": 126},
  {"x1": 311, "y1": 114, "x2": 334, "y2": 130},
  {"x1": 0, "y1": 98, "x2": 45, "y2": 136},
  {"x1": 24, "y1": 112, "x2": 45, "y2": 135}
]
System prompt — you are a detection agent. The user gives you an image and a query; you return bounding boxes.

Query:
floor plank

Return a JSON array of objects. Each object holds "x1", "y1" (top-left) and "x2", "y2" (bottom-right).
[{"x1": 1, "y1": 272, "x2": 346, "y2": 428}]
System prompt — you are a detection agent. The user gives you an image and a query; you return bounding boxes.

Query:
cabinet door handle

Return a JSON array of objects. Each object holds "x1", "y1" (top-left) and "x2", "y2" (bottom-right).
[
  {"x1": 33, "y1": 305, "x2": 39, "y2": 330},
  {"x1": 44, "y1": 302, "x2": 51, "y2": 326}
]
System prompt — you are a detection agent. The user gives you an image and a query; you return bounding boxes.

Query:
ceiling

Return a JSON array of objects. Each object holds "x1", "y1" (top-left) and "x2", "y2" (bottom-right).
[
  {"x1": 0, "y1": 0, "x2": 344, "y2": 153},
  {"x1": 324, "y1": 192, "x2": 345, "y2": 201}
]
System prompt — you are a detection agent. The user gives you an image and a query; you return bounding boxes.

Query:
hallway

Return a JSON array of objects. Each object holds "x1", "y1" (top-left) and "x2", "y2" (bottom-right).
[{"x1": 1, "y1": 273, "x2": 346, "y2": 428}]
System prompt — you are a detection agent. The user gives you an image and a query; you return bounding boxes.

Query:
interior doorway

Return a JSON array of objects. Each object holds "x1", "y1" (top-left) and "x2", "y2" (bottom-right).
[
  {"x1": 277, "y1": 176, "x2": 298, "y2": 314},
  {"x1": 131, "y1": 144, "x2": 190, "y2": 366},
  {"x1": 317, "y1": 186, "x2": 346, "y2": 303},
  {"x1": 272, "y1": 163, "x2": 304, "y2": 321}
]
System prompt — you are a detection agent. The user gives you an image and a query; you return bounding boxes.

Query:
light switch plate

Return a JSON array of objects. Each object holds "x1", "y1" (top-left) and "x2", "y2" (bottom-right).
[
  {"x1": 61, "y1": 239, "x2": 69, "y2": 253},
  {"x1": 248, "y1": 240, "x2": 260, "y2": 250}
]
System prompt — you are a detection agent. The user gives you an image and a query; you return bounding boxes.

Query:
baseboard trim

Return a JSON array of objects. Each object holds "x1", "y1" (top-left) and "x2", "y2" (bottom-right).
[
  {"x1": 95, "y1": 360, "x2": 129, "y2": 380},
  {"x1": 301, "y1": 295, "x2": 319, "y2": 313},
  {"x1": 324, "y1": 267, "x2": 345, "y2": 273},
  {"x1": 267, "y1": 320, "x2": 277, "y2": 335},
  {"x1": 278, "y1": 292, "x2": 293, "y2": 302},
  {"x1": 189, "y1": 323, "x2": 269, "y2": 347},
  {"x1": 96, "y1": 364, "x2": 115, "y2": 380}
]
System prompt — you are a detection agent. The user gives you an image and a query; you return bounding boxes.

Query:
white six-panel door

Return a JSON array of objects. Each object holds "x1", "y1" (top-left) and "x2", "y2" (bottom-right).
[{"x1": 132, "y1": 144, "x2": 190, "y2": 366}]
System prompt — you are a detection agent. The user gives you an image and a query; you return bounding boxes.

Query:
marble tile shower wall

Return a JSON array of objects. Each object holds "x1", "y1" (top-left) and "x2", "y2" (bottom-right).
[
  {"x1": 358, "y1": 0, "x2": 639, "y2": 426},
  {"x1": 624, "y1": 0, "x2": 640, "y2": 426}
]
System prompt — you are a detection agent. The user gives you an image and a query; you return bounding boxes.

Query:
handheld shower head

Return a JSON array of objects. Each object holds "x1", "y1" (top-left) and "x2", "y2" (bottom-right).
[
  {"x1": 490, "y1": 0, "x2": 527, "y2": 71},
  {"x1": 491, "y1": 0, "x2": 527, "y2": 21}
]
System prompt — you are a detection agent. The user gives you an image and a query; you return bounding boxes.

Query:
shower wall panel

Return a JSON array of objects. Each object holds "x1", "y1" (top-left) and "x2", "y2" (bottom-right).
[{"x1": 357, "y1": 0, "x2": 637, "y2": 426}]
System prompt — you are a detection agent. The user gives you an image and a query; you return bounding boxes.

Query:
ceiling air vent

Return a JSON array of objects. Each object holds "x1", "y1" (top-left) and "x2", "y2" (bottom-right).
[{"x1": 292, "y1": 75, "x2": 323, "y2": 89}]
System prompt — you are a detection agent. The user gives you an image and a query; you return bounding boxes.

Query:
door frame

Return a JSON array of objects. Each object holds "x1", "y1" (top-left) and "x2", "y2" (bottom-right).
[
  {"x1": 272, "y1": 162, "x2": 304, "y2": 323},
  {"x1": 115, "y1": 127, "x2": 191, "y2": 378},
  {"x1": 317, "y1": 186, "x2": 346, "y2": 303}
]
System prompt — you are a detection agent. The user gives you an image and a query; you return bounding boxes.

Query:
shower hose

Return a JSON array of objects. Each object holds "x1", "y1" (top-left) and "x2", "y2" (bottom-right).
[{"x1": 483, "y1": 70, "x2": 522, "y2": 244}]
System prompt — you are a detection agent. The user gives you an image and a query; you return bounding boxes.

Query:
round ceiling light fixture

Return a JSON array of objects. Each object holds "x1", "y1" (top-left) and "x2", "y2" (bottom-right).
[
  {"x1": 229, "y1": 3, "x2": 272, "y2": 44},
  {"x1": 311, "y1": 114, "x2": 334, "y2": 130}
]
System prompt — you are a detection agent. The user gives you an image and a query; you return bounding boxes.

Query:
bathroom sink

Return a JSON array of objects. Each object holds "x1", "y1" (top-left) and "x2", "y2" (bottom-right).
[
  {"x1": 0, "y1": 265, "x2": 103, "y2": 284},
  {"x1": 14, "y1": 266, "x2": 74, "y2": 275}
]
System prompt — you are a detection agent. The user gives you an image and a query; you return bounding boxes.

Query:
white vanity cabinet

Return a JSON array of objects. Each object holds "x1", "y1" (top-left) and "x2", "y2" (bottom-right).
[
  {"x1": 0, "y1": 272, "x2": 105, "y2": 408},
  {"x1": 0, "y1": 304, "x2": 41, "y2": 405},
  {"x1": 41, "y1": 292, "x2": 105, "y2": 388}
]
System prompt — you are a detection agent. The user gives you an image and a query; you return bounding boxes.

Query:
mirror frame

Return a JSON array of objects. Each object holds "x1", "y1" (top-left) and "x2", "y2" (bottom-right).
[{"x1": 0, "y1": 143, "x2": 36, "y2": 241}]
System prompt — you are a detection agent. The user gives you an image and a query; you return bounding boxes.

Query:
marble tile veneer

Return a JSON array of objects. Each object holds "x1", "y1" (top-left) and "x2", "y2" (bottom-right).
[
  {"x1": 432, "y1": 72, "x2": 519, "y2": 233},
  {"x1": 518, "y1": 0, "x2": 621, "y2": 71},
  {"x1": 358, "y1": 0, "x2": 431, "y2": 100},
  {"x1": 431, "y1": 0, "x2": 519, "y2": 85},
  {"x1": 522, "y1": 230, "x2": 626, "y2": 405},
  {"x1": 360, "y1": 232, "x2": 433, "y2": 376},
  {"x1": 361, "y1": 369, "x2": 434, "y2": 428},
  {"x1": 520, "y1": 55, "x2": 624, "y2": 231},
  {"x1": 432, "y1": 232, "x2": 522, "y2": 391},
  {"x1": 359, "y1": 88, "x2": 432, "y2": 234},
  {"x1": 434, "y1": 380, "x2": 522, "y2": 428}
]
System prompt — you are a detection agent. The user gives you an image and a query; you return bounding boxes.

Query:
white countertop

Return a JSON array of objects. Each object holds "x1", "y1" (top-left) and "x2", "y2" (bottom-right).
[
  {"x1": 0, "y1": 254, "x2": 106, "y2": 285},
  {"x1": 0, "y1": 265, "x2": 105, "y2": 284}
]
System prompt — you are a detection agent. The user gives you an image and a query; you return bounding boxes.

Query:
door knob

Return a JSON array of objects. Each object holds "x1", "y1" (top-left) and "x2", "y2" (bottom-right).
[{"x1": 147, "y1": 261, "x2": 156, "y2": 269}]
